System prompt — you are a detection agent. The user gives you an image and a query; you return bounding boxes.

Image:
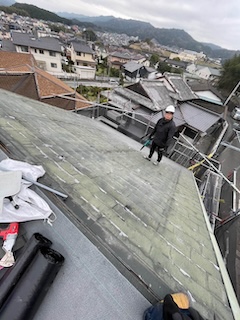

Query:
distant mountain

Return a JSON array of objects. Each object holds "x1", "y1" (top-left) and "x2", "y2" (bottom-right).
[
  {"x1": 12, "y1": 3, "x2": 71, "y2": 24},
  {"x1": 201, "y1": 42, "x2": 222, "y2": 50},
  {"x1": 1, "y1": 3, "x2": 95, "y2": 28},
  {"x1": 58, "y1": 12, "x2": 114, "y2": 23},
  {"x1": 59, "y1": 13, "x2": 240, "y2": 60},
  {"x1": 80, "y1": 16, "x2": 240, "y2": 60},
  {"x1": 2, "y1": 4, "x2": 239, "y2": 60}
]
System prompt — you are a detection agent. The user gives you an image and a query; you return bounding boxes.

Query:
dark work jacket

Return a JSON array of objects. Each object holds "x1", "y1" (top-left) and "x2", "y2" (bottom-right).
[
  {"x1": 150, "y1": 118, "x2": 176, "y2": 148},
  {"x1": 143, "y1": 294, "x2": 206, "y2": 320}
]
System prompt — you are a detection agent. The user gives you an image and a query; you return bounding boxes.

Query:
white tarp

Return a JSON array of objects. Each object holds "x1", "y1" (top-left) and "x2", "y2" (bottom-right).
[{"x1": 0, "y1": 159, "x2": 54, "y2": 223}]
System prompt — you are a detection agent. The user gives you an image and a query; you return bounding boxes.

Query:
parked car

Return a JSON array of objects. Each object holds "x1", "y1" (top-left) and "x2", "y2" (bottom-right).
[
  {"x1": 109, "y1": 78, "x2": 119, "y2": 85},
  {"x1": 231, "y1": 107, "x2": 240, "y2": 120}
]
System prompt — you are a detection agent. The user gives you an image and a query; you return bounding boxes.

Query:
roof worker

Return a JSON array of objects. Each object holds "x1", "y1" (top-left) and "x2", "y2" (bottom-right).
[{"x1": 144, "y1": 105, "x2": 176, "y2": 165}]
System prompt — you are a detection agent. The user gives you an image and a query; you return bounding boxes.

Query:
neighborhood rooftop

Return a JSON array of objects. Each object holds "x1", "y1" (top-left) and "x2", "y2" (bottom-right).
[{"x1": 0, "y1": 88, "x2": 239, "y2": 320}]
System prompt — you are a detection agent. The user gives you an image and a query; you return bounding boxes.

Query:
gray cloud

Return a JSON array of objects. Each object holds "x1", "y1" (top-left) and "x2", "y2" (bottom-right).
[{"x1": 17, "y1": 0, "x2": 240, "y2": 50}]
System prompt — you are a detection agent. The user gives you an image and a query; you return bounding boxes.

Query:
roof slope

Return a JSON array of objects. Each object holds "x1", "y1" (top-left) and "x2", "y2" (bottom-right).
[
  {"x1": 0, "y1": 51, "x2": 37, "y2": 69},
  {"x1": 164, "y1": 73, "x2": 197, "y2": 101},
  {"x1": 12, "y1": 32, "x2": 62, "y2": 52},
  {"x1": 0, "y1": 89, "x2": 237, "y2": 320},
  {"x1": 0, "y1": 51, "x2": 91, "y2": 110},
  {"x1": 71, "y1": 41, "x2": 94, "y2": 54}
]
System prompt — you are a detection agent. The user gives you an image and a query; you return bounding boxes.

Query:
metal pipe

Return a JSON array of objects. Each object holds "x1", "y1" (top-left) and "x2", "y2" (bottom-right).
[
  {"x1": 180, "y1": 133, "x2": 240, "y2": 195},
  {"x1": 22, "y1": 179, "x2": 68, "y2": 199},
  {"x1": 233, "y1": 170, "x2": 237, "y2": 212}
]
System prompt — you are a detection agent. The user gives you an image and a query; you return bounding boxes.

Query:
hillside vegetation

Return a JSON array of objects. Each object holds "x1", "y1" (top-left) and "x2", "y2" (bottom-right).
[{"x1": 2, "y1": 3, "x2": 239, "y2": 60}]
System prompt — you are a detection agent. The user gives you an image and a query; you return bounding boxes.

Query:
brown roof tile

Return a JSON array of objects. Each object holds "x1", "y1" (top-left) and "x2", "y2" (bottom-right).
[
  {"x1": 0, "y1": 51, "x2": 91, "y2": 110},
  {"x1": 0, "y1": 51, "x2": 37, "y2": 69}
]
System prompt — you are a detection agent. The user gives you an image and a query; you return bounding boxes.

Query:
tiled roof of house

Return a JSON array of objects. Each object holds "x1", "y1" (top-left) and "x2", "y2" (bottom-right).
[
  {"x1": 11, "y1": 32, "x2": 62, "y2": 52},
  {"x1": 0, "y1": 51, "x2": 91, "y2": 110},
  {"x1": 180, "y1": 102, "x2": 222, "y2": 133},
  {"x1": 123, "y1": 61, "x2": 144, "y2": 73},
  {"x1": 127, "y1": 81, "x2": 174, "y2": 111},
  {"x1": 187, "y1": 80, "x2": 223, "y2": 100},
  {"x1": 164, "y1": 73, "x2": 197, "y2": 101},
  {"x1": 0, "y1": 51, "x2": 37, "y2": 70},
  {"x1": 0, "y1": 39, "x2": 16, "y2": 52},
  {"x1": 0, "y1": 88, "x2": 238, "y2": 320},
  {"x1": 71, "y1": 41, "x2": 94, "y2": 54},
  {"x1": 110, "y1": 51, "x2": 132, "y2": 59}
]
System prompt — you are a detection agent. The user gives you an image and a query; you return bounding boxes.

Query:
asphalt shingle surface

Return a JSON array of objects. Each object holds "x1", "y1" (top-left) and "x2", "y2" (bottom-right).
[{"x1": 0, "y1": 88, "x2": 236, "y2": 320}]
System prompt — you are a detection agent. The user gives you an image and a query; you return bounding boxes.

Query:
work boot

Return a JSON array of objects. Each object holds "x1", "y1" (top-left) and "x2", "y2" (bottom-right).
[{"x1": 143, "y1": 155, "x2": 151, "y2": 161}]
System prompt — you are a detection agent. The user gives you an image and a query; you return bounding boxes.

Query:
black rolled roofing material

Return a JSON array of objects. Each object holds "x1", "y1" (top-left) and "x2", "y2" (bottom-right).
[
  {"x1": 0, "y1": 246, "x2": 64, "y2": 320},
  {"x1": 0, "y1": 233, "x2": 52, "y2": 309}
]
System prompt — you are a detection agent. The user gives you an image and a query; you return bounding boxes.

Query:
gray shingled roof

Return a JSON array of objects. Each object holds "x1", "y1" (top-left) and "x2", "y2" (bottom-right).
[
  {"x1": 140, "y1": 81, "x2": 174, "y2": 110},
  {"x1": 165, "y1": 74, "x2": 197, "y2": 101},
  {"x1": 110, "y1": 51, "x2": 131, "y2": 59},
  {"x1": 123, "y1": 61, "x2": 144, "y2": 73},
  {"x1": 180, "y1": 102, "x2": 221, "y2": 133},
  {"x1": 0, "y1": 88, "x2": 238, "y2": 320},
  {"x1": 11, "y1": 32, "x2": 62, "y2": 52},
  {"x1": 71, "y1": 41, "x2": 94, "y2": 54}
]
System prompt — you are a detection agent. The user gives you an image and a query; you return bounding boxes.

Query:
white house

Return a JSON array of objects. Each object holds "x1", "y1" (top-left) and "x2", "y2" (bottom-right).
[
  {"x1": 187, "y1": 64, "x2": 221, "y2": 82},
  {"x1": 196, "y1": 66, "x2": 221, "y2": 81},
  {"x1": 70, "y1": 41, "x2": 96, "y2": 79},
  {"x1": 11, "y1": 31, "x2": 63, "y2": 74}
]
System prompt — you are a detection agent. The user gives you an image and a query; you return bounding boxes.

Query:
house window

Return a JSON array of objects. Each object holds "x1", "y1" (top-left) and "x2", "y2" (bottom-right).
[
  {"x1": 21, "y1": 46, "x2": 28, "y2": 52},
  {"x1": 83, "y1": 63, "x2": 88, "y2": 66},
  {"x1": 51, "y1": 63, "x2": 57, "y2": 68},
  {"x1": 49, "y1": 51, "x2": 56, "y2": 57},
  {"x1": 39, "y1": 49, "x2": 44, "y2": 54},
  {"x1": 34, "y1": 49, "x2": 37, "y2": 53},
  {"x1": 184, "y1": 127, "x2": 197, "y2": 139},
  {"x1": 76, "y1": 52, "x2": 81, "y2": 56}
]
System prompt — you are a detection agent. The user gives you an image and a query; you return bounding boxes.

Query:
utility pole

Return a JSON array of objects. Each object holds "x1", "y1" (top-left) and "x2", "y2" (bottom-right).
[{"x1": 223, "y1": 80, "x2": 240, "y2": 120}]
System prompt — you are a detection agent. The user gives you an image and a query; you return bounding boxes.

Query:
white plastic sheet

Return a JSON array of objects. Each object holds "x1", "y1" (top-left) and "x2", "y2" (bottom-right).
[{"x1": 0, "y1": 159, "x2": 54, "y2": 223}]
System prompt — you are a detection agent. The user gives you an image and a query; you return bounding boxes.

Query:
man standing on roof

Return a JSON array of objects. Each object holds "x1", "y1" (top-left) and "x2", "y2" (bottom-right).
[{"x1": 144, "y1": 105, "x2": 176, "y2": 165}]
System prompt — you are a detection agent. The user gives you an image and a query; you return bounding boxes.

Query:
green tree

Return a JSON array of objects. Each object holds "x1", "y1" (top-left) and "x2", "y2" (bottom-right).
[
  {"x1": 218, "y1": 55, "x2": 240, "y2": 92},
  {"x1": 150, "y1": 53, "x2": 159, "y2": 67},
  {"x1": 157, "y1": 61, "x2": 171, "y2": 73},
  {"x1": 110, "y1": 68, "x2": 120, "y2": 77},
  {"x1": 119, "y1": 73, "x2": 124, "y2": 86},
  {"x1": 82, "y1": 29, "x2": 97, "y2": 42}
]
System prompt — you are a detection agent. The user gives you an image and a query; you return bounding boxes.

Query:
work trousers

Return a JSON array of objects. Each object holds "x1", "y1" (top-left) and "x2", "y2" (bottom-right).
[{"x1": 149, "y1": 141, "x2": 164, "y2": 162}]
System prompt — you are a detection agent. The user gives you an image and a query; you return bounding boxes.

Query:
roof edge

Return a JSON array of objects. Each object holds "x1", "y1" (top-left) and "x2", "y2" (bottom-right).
[{"x1": 194, "y1": 177, "x2": 240, "y2": 320}]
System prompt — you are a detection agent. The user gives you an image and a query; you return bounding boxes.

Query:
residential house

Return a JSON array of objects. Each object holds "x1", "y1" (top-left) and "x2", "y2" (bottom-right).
[
  {"x1": 196, "y1": 66, "x2": 221, "y2": 82},
  {"x1": 187, "y1": 80, "x2": 223, "y2": 106},
  {"x1": 108, "y1": 51, "x2": 149, "y2": 70},
  {"x1": 164, "y1": 58, "x2": 188, "y2": 70},
  {"x1": 170, "y1": 50, "x2": 206, "y2": 63},
  {"x1": 108, "y1": 51, "x2": 132, "y2": 69},
  {"x1": 98, "y1": 74, "x2": 225, "y2": 157},
  {"x1": 187, "y1": 63, "x2": 221, "y2": 82},
  {"x1": 0, "y1": 51, "x2": 91, "y2": 111},
  {"x1": 10, "y1": 31, "x2": 63, "y2": 74},
  {"x1": 70, "y1": 40, "x2": 96, "y2": 79},
  {"x1": 121, "y1": 61, "x2": 147, "y2": 80},
  {"x1": 122, "y1": 62, "x2": 158, "y2": 81}
]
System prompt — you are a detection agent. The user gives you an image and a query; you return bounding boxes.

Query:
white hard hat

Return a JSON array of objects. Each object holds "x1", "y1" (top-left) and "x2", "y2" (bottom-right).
[{"x1": 165, "y1": 105, "x2": 175, "y2": 113}]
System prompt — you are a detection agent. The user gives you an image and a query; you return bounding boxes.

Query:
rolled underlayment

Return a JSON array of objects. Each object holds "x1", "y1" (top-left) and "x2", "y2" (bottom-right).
[
  {"x1": 0, "y1": 233, "x2": 52, "y2": 309},
  {"x1": 0, "y1": 233, "x2": 64, "y2": 320}
]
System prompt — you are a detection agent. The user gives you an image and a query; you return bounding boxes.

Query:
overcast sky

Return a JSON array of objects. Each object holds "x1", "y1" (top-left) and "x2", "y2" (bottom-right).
[{"x1": 16, "y1": 0, "x2": 240, "y2": 51}]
